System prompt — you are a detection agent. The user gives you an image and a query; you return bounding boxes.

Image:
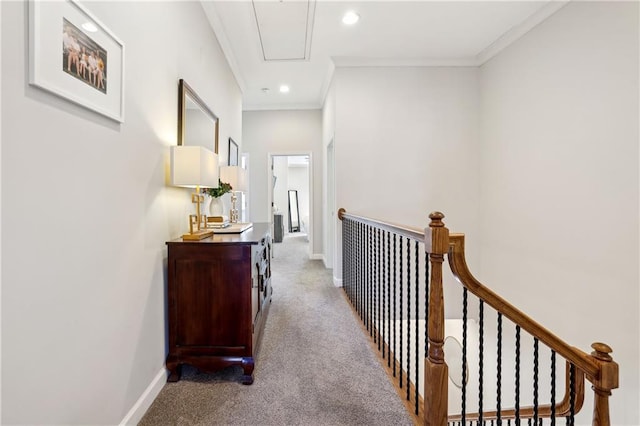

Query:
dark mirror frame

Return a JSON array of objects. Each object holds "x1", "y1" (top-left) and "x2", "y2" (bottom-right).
[{"x1": 177, "y1": 79, "x2": 219, "y2": 153}]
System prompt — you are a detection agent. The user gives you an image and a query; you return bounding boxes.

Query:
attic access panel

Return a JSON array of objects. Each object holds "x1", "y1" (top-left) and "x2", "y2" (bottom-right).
[{"x1": 252, "y1": 0, "x2": 316, "y2": 61}]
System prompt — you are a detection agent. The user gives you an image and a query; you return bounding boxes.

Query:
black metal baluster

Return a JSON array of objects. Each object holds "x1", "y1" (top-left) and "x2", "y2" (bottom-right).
[
  {"x1": 364, "y1": 224, "x2": 368, "y2": 329},
  {"x1": 393, "y1": 233, "x2": 397, "y2": 377},
  {"x1": 462, "y1": 288, "x2": 468, "y2": 424},
  {"x1": 358, "y1": 223, "x2": 364, "y2": 321},
  {"x1": 368, "y1": 225, "x2": 372, "y2": 334},
  {"x1": 373, "y1": 228, "x2": 377, "y2": 343},
  {"x1": 351, "y1": 220, "x2": 354, "y2": 302},
  {"x1": 497, "y1": 313, "x2": 502, "y2": 426},
  {"x1": 399, "y1": 235, "x2": 404, "y2": 388},
  {"x1": 550, "y1": 351, "x2": 556, "y2": 426},
  {"x1": 377, "y1": 228, "x2": 381, "y2": 350},
  {"x1": 382, "y1": 230, "x2": 386, "y2": 359},
  {"x1": 515, "y1": 325, "x2": 521, "y2": 426},
  {"x1": 343, "y1": 219, "x2": 347, "y2": 301},
  {"x1": 424, "y1": 249, "x2": 429, "y2": 359},
  {"x1": 414, "y1": 240, "x2": 419, "y2": 415},
  {"x1": 358, "y1": 222, "x2": 362, "y2": 320},
  {"x1": 479, "y1": 300, "x2": 484, "y2": 425},
  {"x1": 568, "y1": 363, "x2": 575, "y2": 426},
  {"x1": 347, "y1": 219, "x2": 352, "y2": 303},
  {"x1": 387, "y1": 231, "x2": 391, "y2": 367},
  {"x1": 534, "y1": 338, "x2": 539, "y2": 426},
  {"x1": 406, "y1": 237, "x2": 411, "y2": 400}
]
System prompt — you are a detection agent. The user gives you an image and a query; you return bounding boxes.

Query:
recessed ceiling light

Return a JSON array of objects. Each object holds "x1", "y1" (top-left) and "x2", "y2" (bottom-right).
[
  {"x1": 279, "y1": 85, "x2": 290, "y2": 93},
  {"x1": 342, "y1": 11, "x2": 359, "y2": 25},
  {"x1": 82, "y1": 22, "x2": 98, "y2": 32}
]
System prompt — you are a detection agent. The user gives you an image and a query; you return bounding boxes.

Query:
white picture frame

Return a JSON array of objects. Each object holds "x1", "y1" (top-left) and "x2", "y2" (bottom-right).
[{"x1": 29, "y1": 0, "x2": 125, "y2": 122}]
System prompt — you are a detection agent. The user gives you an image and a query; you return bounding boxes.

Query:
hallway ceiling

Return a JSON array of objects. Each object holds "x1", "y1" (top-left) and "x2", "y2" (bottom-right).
[{"x1": 202, "y1": 1, "x2": 566, "y2": 111}]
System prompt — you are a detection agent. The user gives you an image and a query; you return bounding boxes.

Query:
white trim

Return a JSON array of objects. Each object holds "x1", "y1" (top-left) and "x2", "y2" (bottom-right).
[
  {"x1": 309, "y1": 253, "x2": 324, "y2": 261},
  {"x1": 244, "y1": 102, "x2": 322, "y2": 112},
  {"x1": 333, "y1": 276, "x2": 342, "y2": 288},
  {"x1": 319, "y1": 61, "x2": 335, "y2": 107},
  {"x1": 475, "y1": 1, "x2": 570, "y2": 65},
  {"x1": 119, "y1": 368, "x2": 168, "y2": 426},
  {"x1": 201, "y1": 1, "x2": 246, "y2": 95},
  {"x1": 332, "y1": 56, "x2": 478, "y2": 68}
]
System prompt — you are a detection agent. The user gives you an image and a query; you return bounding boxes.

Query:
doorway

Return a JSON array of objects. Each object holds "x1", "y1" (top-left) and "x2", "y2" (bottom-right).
[{"x1": 268, "y1": 153, "x2": 313, "y2": 257}]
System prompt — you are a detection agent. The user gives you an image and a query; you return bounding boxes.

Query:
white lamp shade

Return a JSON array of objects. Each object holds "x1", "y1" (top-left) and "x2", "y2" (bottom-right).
[
  {"x1": 220, "y1": 165, "x2": 247, "y2": 192},
  {"x1": 171, "y1": 146, "x2": 219, "y2": 188}
]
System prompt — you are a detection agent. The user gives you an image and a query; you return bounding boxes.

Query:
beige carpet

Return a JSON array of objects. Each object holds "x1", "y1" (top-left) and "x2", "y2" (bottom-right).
[{"x1": 139, "y1": 233, "x2": 412, "y2": 425}]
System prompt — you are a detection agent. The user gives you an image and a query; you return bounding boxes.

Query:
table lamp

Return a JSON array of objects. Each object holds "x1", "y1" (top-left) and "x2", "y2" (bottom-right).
[
  {"x1": 220, "y1": 165, "x2": 247, "y2": 223},
  {"x1": 171, "y1": 146, "x2": 219, "y2": 240}
]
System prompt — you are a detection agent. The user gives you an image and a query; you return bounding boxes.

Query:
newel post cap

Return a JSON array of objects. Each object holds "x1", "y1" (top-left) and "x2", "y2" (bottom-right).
[
  {"x1": 591, "y1": 342, "x2": 613, "y2": 362},
  {"x1": 429, "y1": 211, "x2": 445, "y2": 227},
  {"x1": 426, "y1": 211, "x2": 448, "y2": 254},
  {"x1": 590, "y1": 341, "x2": 619, "y2": 391}
]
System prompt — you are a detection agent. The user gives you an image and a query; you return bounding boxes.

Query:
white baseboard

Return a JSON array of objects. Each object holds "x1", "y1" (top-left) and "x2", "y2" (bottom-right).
[
  {"x1": 309, "y1": 253, "x2": 324, "y2": 261},
  {"x1": 120, "y1": 367, "x2": 168, "y2": 425},
  {"x1": 333, "y1": 276, "x2": 343, "y2": 287}
]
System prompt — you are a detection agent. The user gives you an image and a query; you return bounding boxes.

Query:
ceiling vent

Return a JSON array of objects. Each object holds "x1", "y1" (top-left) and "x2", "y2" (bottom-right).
[{"x1": 252, "y1": 0, "x2": 316, "y2": 61}]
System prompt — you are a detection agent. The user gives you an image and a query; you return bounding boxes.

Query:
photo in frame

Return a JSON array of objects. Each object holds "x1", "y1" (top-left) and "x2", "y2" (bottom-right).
[
  {"x1": 29, "y1": 0, "x2": 125, "y2": 122},
  {"x1": 228, "y1": 138, "x2": 239, "y2": 166}
]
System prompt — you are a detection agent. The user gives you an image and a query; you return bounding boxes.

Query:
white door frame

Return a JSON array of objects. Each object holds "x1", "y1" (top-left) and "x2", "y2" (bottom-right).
[
  {"x1": 267, "y1": 151, "x2": 314, "y2": 258},
  {"x1": 325, "y1": 140, "x2": 335, "y2": 270}
]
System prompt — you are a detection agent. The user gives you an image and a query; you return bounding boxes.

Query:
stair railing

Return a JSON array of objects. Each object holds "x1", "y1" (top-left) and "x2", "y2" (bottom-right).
[{"x1": 338, "y1": 209, "x2": 618, "y2": 426}]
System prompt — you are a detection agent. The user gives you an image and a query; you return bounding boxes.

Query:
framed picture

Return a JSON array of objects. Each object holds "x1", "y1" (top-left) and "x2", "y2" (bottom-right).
[
  {"x1": 228, "y1": 138, "x2": 239, "y2": 166},
  {"x1": 29, "y1": 0, "x2": 125, "y2": 122}
]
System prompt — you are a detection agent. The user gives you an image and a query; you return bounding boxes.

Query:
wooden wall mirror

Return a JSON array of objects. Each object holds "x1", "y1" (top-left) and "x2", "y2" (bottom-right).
[{"x1": 178, "y1": 79, "x2": 219, "y2": 153}]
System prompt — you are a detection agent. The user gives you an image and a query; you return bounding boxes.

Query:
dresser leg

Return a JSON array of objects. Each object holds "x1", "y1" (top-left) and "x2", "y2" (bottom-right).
[
  {"x1": 166, "y1": 357, "x2": 182, "y2": 382},
  {"x1": 241, "y1": 358, "x2": 254, "y2": 385}
]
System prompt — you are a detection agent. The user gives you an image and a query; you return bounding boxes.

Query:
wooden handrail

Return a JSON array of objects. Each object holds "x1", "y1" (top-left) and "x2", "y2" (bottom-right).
[{"x1": 337, "y1": 208, "x2": 424, "y2": 241}]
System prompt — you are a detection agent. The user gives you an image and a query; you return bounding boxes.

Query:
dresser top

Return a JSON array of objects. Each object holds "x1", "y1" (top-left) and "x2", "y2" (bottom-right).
[{"x1": 167, "y1": 222, "x2": 271, "y2": 246}]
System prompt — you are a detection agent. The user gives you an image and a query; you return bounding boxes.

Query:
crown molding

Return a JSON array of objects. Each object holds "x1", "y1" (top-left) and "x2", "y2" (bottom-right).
[
  {"x1": 243, "y1": 102, "x2": 322, "y2": 112},
  {"x1": 319, "y1": 60, "x2": 335, "y2": 108},
  {"x1": 475, "y1": 0, "x2": 571, "y2": 65},
  {"x1": 331, "y1": 56, "x2": 479, "y2": 68}
]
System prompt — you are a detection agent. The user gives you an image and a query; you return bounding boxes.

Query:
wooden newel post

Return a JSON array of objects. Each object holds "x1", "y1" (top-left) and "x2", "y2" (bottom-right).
[
  {"x1": 424, "y1": 211, "x2": 450, "y2": 426},
  {"x1": 589, "y1": 342, "x2": 618, "y2": 426}
]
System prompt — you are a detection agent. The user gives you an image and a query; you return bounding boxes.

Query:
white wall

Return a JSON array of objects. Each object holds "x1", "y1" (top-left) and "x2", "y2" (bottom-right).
[
  {"x1": 332, "y1": 66, "x2": 481, "y2": 303},
  {"x1": 242, "y1": 109, "x2": 323, "y2": 257},
  {"x1": 478, "y1": 2, "x2": 639, "y2": 424},
  {"x1": 1, "y1": 1, "x2": 242, "y2": 424}
]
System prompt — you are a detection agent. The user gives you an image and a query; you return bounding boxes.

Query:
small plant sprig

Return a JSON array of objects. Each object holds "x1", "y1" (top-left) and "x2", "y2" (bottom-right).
[{"x1": 204, "y1": 179, "x2": 232, "y2": 198}]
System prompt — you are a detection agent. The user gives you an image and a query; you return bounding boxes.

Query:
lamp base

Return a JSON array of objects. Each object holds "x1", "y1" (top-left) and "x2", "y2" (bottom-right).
[{"x1": 182, "y1": 229, "x2": 214, "y2": 241}]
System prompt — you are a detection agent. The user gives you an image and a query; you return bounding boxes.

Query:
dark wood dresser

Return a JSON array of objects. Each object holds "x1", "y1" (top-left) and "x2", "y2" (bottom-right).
[{"x1": 165, "y1": 223, "x2": 272, "y2": 384}]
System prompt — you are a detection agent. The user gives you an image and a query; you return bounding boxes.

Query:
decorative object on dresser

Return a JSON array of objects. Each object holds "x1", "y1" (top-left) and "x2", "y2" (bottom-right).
[
  {"x1": 170, "y1": 145, "x2": 218, "y2": 240},
  {"x1": 220, "y1": 166, "x2": 247, "y2": 223},
  {"x1": 204, "y1": 179, "x2": 232, "y2": 218},
  {"x1": 165, "y1": 224, "x2": 273, "y2": 385}
]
